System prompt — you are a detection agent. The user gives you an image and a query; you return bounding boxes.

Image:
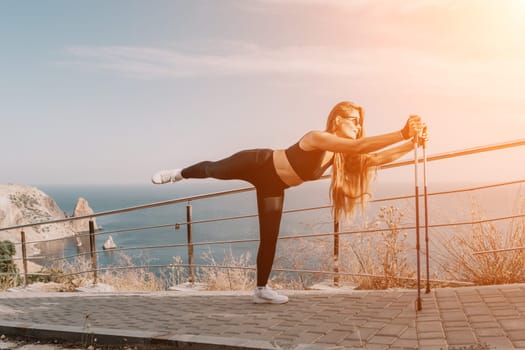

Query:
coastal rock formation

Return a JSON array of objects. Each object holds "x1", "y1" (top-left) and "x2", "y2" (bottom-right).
[
  {"x1": 72, "y1": 197, "x2": 98, "y2": 233},
  {"x1": 103, "y1": 235, "x2": 116, "y2": 250},
  {"x1": 0, "y1": 184, "x2": 78, "y2": 267}
]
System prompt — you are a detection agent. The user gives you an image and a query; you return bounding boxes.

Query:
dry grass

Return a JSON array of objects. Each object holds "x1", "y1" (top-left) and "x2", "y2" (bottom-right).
[
  {"x1": 273, "y1": 236, "x2": 333, "y2": 289},
  {"x1": 0, "y1": 240, "x2": 19, "y2": 291},
  {"x1": 98, "y1": 253, "x2": 163, "y2": 291},
  {"x1": 43, "y1": 256, "x2": 93, "y2": 291},
  {"x1": 437, "y1": 200, "x2": 525, "y2": 285},
  {"x1": 44, "y1": 253, "x2": 164, "y2": 291},
  {"x1": 0, "y1": 274, "x2": 19, "y2": 291},
  {"x1": 339, "y1": 206, "x2": 415, "y2": 289},
  {"x1": 165, "y1": 255, "x2": 187, "y2": 286},
  {"x1": 199, "y1": 248, "x2": 255, "y2": 290}
]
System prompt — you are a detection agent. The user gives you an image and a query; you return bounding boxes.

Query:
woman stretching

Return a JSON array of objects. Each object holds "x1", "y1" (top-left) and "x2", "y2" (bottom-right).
[{"x1": 152, "y1": 101, "x2": 425, "y2": 304}]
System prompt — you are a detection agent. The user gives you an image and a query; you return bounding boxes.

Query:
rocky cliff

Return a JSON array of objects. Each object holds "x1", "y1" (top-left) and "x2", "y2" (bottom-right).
[
  {"x1": 0, "y1": 184, "x2": 80, "y2": 261},
  {"x1": 72, "y1": 197, "x2": 98, "y2": 233}
]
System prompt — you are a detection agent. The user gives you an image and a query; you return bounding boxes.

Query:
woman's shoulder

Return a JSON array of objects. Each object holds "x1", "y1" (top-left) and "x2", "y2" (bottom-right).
[{"x1": 299, "y1": 130, "x2": 331, "y2": 151}]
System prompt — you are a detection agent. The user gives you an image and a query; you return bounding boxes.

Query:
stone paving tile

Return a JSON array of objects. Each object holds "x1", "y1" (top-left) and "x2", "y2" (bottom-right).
[
  {"x1": 442, "y1": 312, "x2": 468, "y2": 322},
  {"x1": 445, "y1": 329, "x2": 478, "y2": 346},
  {"x1": 362, "y1": 321, "x2": 388, "y2": 330},
  {"x1": 470, "y1": 321, "x2": 501, "y2": 330},
  {"x1": 315, "y1": 330, "x2": 348, "y2": 344},
  {"x1": 477, "y1": 336, "x2": 515, "y2": 349},
  {"x1": 469, "y1": 314, "x2": 497, "y2": 323},
  {"x1": 298, "y1": 332, "x2": 324, "y2": 344},
  {"x1": 399, "y1": 327, "x2": 417, "y2": 340},
  {"x1": 417, "y1": 331, "x2": 445, "y2": 340},
  {"x1": 347, "y1": 326, "x2": 379, "y2": 342},
  {"x1": 416, "y1": 321, "x2": 443, "y2": 333},
  {"x1": 339, "y1": 339, "x2": 365, "y2": 348},
  {"x1": 464, "y1": 305, "x2": 492, "y2": 316},
  {"x1": 508, "y1": 330, "x2": 525, "y2": 342},
  {"x1": 418, "y1": 338, "x2": 447, "y2": 349},
  {"x1": 443, "y1": 321, "x2": 471, "y2": 330},
  {"x1": 367, "y1": 335, "x2": 397, "y2": 346},
  {"x1": 475, "y1": 327, "x2": 506, "y2": 337},
  {"x1": 376, "y1": 324, "x2": 408, "y2": 337},
  {"x1": 514, "y1": 340, "x2": 525, "y2": 348},
  {"x1": 363, "y1": 344, "x2": 389, "y2": 350},
  {"x1": 389, "y1": 338, "x2": 418, "y2": 349},
  {"x1": 500, "y1": 318, "x2": 525, "y2": 331}
]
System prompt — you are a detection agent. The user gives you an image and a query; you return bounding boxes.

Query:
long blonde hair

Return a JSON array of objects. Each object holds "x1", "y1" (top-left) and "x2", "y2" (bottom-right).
[{"x1": 326, "y1": 101, "x2": 374, "y2": 222}]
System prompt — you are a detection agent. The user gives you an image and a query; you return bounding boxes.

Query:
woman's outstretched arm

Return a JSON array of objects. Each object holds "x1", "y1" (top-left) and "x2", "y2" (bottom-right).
[
  {"x1": 303, "y1": 115, "x2": 422, "y2": 155},
  {"x1": 306, "y1": 129, "x2": 405, "y2": 155},
  {"x1": 368, "y1": 127, "x2": 428, "y2": 166},
  {"x1": 368, "y1": 141, "x2": 415, "y2": 166}
]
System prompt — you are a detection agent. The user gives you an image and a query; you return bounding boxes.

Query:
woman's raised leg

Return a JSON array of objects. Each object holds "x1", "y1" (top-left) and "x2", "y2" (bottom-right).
[{"x1": 152, "y1": 149, "x2": 270, "y2": 184}]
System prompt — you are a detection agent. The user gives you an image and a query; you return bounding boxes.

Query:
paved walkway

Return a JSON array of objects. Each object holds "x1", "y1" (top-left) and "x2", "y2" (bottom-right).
[{"x1": 1, "y1": 284, "x2": 525, "y2": 349}]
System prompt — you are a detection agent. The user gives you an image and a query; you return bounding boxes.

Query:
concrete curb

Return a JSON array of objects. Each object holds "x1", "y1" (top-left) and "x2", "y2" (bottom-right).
[{"x1": 0, "y1": 321, "x2": 337, "y2": 350}]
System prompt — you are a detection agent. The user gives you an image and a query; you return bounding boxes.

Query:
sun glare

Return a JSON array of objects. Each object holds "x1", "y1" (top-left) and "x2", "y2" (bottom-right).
[{"x1": 504, "y1": 0, "x2": 525, "y2": 21}]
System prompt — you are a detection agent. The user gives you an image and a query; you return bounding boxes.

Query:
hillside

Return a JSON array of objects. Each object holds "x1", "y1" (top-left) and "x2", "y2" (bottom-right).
[{"x1": 0, "y1": 184, "x2": 80, "y2": 269}]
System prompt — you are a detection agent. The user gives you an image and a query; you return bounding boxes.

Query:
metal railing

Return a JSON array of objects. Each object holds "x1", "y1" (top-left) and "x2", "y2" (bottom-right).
[{"x1": 1, "y1": 138, "x2": 524, "y2": 310}]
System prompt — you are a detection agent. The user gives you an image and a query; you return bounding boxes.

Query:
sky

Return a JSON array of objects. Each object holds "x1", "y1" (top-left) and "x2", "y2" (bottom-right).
[{"x1": 2, "y1": 0, "x2": 524, "y2": 186}]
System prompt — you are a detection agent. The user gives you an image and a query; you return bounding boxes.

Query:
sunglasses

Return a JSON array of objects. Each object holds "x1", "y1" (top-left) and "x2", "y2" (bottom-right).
[{"x1": 340, "y1": 116, "x2": 361, "y2": 126}]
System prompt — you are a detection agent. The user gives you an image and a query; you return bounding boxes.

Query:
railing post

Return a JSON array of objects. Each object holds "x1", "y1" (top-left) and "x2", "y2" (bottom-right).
[
  {"x1": 424, "y1": 179, "x2": 431, "y2": 294},
  {"x1": 414, "y1": 141, "x2": 422, "y2": 311},
  {"x1": 333, "y1": 219, "x2": 340, "y2": 287},
  {"x1": 89, "y1": 220, "x2": 98, "y2": 285},
  {"x1": 423, "y1": 142, "x2": 431, "y2": 294},
  {"x1": 186, "y1": 202, "x2": 195, "y2": 284},
  {"x1": 20, "y1": 231, "x2": 28, "y2": 286}
]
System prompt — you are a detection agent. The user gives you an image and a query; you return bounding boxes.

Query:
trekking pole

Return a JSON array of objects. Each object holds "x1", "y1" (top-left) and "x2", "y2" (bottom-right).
[
  {"x1": 422, "y1": 127, "x2": 431, "y2": 294},
  {"x1": 414, "y1": 132, "x2": 422, "y2": 311}
]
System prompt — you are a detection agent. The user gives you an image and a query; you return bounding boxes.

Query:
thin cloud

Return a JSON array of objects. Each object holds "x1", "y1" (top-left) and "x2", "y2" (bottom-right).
[
  {"x1": 66, "y1": 45, "x2": 368, "y2": 79},
  {"x1": 252, "y1": 0, "x2": 460, "y2": 14},
  {"x1": 64, "y1": 44, "x2": 524, "y2": 100}
]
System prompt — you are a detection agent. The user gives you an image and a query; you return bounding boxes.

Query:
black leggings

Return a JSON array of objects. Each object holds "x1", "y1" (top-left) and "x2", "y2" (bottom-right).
[{"x1": 181, "y1": 149, "x2": 289, "y2": 287}]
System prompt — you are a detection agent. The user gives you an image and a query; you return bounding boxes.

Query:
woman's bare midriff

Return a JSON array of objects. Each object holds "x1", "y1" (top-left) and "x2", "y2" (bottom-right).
[
  {"x1": 273, "y1": 150, "x2": 304, "y2": 187},
  {"x1": 273, "y1": 149, "x2": 334, "y2": 188}
]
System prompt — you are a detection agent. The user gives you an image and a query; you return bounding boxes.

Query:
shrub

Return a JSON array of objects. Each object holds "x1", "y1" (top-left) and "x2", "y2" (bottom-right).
[
  {"x1": 439, "y1": 202, "x2": 525, "y2": 285},
  {"x1": 0, "y1": 240, "x2": 19, "y2": 289},
  {"x1": 199, "y1": 248, "x2": 255, "y2": 290},
  {"x1": 340, "y1": 206, "x2": 415, "y2": 289}
]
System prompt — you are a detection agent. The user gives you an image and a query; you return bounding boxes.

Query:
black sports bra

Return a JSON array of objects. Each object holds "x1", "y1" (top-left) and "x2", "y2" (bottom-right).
[{"x1": 285, "y1": 142, "x2": 332, "y2": 181}]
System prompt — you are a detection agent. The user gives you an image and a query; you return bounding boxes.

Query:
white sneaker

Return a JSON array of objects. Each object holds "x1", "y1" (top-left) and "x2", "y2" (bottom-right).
[
  {"x1": 253, "y1": 285, "x2": 288, "y2": 304},
  {"x1": 151, "y1": 169, "x2": 184, "y2": 184}
]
